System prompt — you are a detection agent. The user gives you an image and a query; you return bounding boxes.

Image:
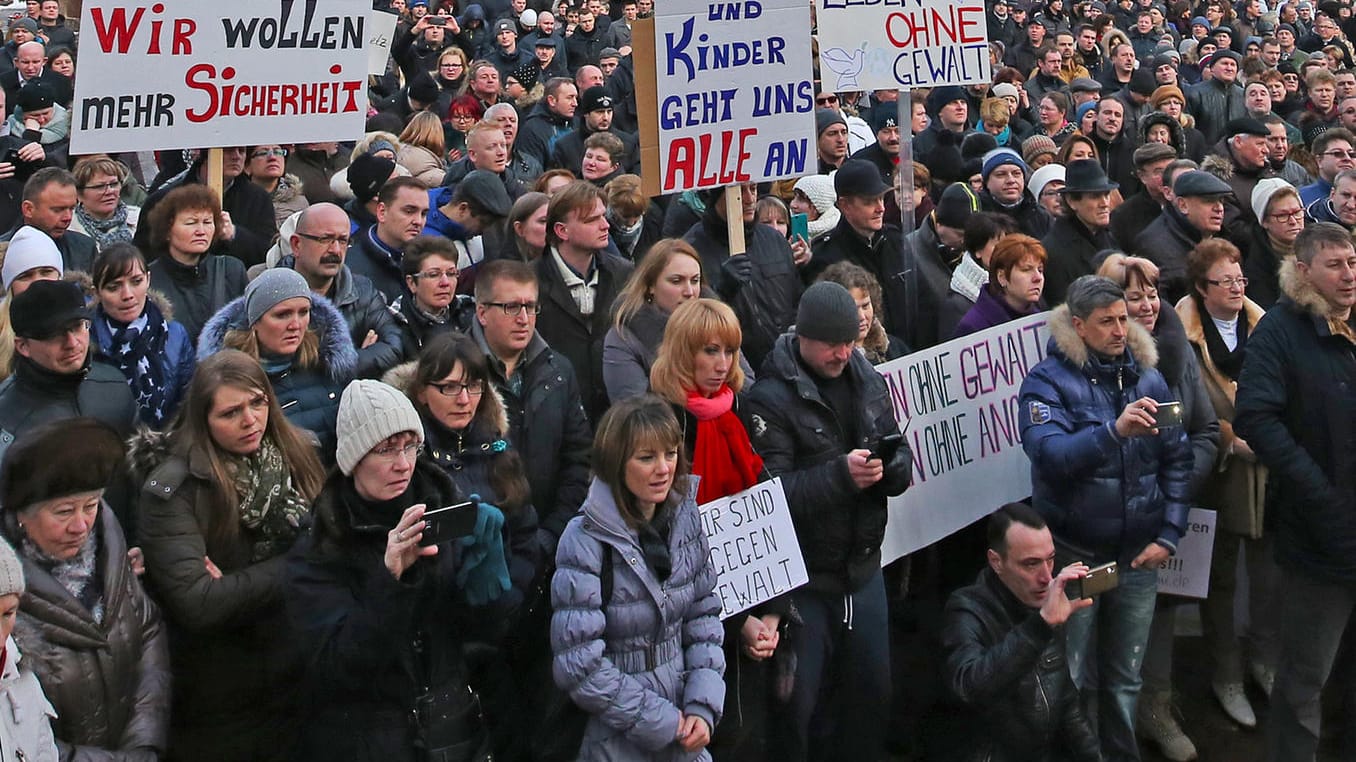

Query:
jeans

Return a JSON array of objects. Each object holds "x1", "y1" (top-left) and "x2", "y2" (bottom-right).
[
  {"x1": 771, "y1": 570, "x2": 891, "y2": 762},
  {"x1": 1064, "y1": 565, "x2": 1159, "y2": 762},
  {"x1": 1266, "y1": 568, "x2": 1356, "y2": 762}
]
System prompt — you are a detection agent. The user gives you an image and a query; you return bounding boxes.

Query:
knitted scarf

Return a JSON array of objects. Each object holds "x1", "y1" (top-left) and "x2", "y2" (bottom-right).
[
  {"x1": 73, "y1": 202, "x2": 132, "y2": 250},
  {"x1": 686, "y1": 385, "x2": 764, "y2": 505},
  {"x1": 231, "y1": 436, "x2": 312, "y2": 562},
  {"x1": 103, "y1": 298, "x2": 170, "y2": 427},
  {"x1": 22, "y1": 520, "x2": 103, "y2": 624}
]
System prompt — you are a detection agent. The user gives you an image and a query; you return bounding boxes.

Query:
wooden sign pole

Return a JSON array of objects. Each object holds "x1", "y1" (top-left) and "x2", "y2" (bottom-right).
[
  {"x1": 724, "y1": 185, "x2": 746, "y2": 256},
  {"x1": 206, "y1": 148, "x2": 224, "y2": 199}
]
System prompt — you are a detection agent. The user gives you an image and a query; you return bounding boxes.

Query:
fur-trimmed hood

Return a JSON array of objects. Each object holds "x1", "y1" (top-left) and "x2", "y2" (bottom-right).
[
  {"x1": 1046, "y1": 302, "x2": 1159, "y2": 370},
  {"x1": 195, "y1": 292, "x2": 358, "y2": 382},
  {"x1": 381, "y1": 360, "x2": 511, "y2": 437},
  {"x1": 271, "y1": 174, "x2": 305, "y2": 204},
  {"x1": 1200, "y1": 153, "x2": 1234, "y2": 182},
  {"x1": 1139, "y1": 111, "x2": 1186, "y2": 157},
  {"x1": 1279, "y1": 255, "x2": 1356, "y2": 344}
]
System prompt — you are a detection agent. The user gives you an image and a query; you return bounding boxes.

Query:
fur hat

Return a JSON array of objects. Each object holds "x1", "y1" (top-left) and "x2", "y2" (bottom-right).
[
  {"x1": 0, "y1": 418, "x2": 125, "y2": 513},
  {"x1": 335, "y1": 380, "x2": 424, "y2": 476}
]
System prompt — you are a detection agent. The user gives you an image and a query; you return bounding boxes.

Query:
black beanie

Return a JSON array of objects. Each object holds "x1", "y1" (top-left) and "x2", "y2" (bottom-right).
[{"x1": 796, "y1": 282, "x2": 860, "y2": 344}]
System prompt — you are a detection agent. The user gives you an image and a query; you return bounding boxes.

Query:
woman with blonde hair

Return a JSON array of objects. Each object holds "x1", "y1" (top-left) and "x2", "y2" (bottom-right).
[
  {"x1": 327, "y1": 132, "x2": 410, "y2": 200},
  {"x1": 397, "y1": 112, "x2": 448, "y2": 187},
  {"x1": 70, "y1": 156, "x2": 141, "y2": 248},
  {"x1": 603, "y1": 239, "x2": 706, "y2": 401}
]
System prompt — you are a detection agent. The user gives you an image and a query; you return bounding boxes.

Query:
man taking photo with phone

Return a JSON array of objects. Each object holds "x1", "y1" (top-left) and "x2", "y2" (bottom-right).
[{"x1": 1018, "y1": 275, "x2": 1196, "y2": 762}]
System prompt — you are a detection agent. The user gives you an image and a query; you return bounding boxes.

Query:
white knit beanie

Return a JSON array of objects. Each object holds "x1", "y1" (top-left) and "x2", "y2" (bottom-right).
[
  {"x1": 1251, "y1": 177, "x2": 1296, "y2": 225},
  {"x1": 1, "y1": 226, "x2": 62, "y2": 292},
  {"x1": 793, "y1": 174, "x2": 838, "y2": 217},
  {"x1": 335, "y1": 379, "x2": 424, "y2": 476},
  {"x1": 0, "y1": 538, "x2": 24, "y2": 598}
]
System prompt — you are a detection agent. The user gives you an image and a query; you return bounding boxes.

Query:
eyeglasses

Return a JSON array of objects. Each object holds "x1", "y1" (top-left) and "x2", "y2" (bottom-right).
[
  {"x1": 370, "y1": 441, "x2": 424, "y2": 462},
  {"x1": 815, "y1": 95, "x2": 838, "y2": 105},
  {"x1": 440, "y1": 62, "x2": 464, "y2": 68},
  {"x1": 482, "y1": 300, "x2": 541, "y2": 316},
  {"x1": 81, "y1": 180, "x2": 120, "y2": 193},
  {"x1": 295, "y1": 231, "x2": 351, "y2": 247},
  {"x1": 251, "y1": 148, "x2": 288, "y2": 158},
  {"x1": 1206, "y1": 277, "x2": 1249, "y2": 289},
  {"x1": 412, "y1": 268, "x2": 456, "y2": 282},
  {"x1": 1324, "y1": 150, "x2": 1356, "y2": 159},
  {"x1": 429, "y1": 379, "x2": 485, "y2": 397},
  {"x1": 1267, "y1": 209, "x2": 1304, "y2": 221}
]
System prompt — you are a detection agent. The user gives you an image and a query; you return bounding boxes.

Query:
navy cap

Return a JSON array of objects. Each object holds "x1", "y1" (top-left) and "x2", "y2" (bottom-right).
[{"x1": 1173, "y1": 170, "x2": 1233, "y2": 197}]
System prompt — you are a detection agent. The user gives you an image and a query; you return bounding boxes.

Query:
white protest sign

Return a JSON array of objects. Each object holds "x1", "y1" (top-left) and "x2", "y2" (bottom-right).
[
  {"x1": 813, "y1": 0, "x2": 991, "y2": 91},
  {"x1": 650, "y1": 0, "x2": 815, "y2": 193},
  {"x1": 698, "y1": 478, "x2": 808, "y2": 620},
  {"x1": 1156, "y1": 508, "x2": 1216, "y2": 598},
  {"x1": 72, "y1": 0, "x2": 370, "y2": 154},
  {"x1": 876, "y1": 313, "x2": 1051, "y2": 564},
  {"x1": 367, "y1": 9, "x2": 399, "y2": 76}
]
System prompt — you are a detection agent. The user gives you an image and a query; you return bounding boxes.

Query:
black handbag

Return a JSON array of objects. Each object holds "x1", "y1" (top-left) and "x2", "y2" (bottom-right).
[{"x1": 412, "y1": 631, "x2": 492, "y2": 762}]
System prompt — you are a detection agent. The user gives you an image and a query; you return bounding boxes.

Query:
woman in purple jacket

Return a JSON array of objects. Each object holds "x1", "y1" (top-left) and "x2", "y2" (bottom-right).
[{"x1": 953, "y1": 234, "x2": 1048, "y2": 338}]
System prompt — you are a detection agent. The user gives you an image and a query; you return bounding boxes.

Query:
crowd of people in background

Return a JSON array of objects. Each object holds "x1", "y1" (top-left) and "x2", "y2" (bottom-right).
[{"x1": 0, "y1": 0, "x2": 1348, "y2": 759}]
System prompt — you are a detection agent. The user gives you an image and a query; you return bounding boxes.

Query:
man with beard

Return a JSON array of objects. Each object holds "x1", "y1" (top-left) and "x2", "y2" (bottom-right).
[
  {"x1": 284, "y1": 203, "x2": 402, "y2": 378},
  {"x1": 850, "y1": 108, "x2": 902, "y2": 185}
]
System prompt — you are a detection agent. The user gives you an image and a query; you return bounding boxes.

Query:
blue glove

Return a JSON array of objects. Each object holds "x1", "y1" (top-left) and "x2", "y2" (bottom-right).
[{"x1": 456, "y1": 495, "x2": 511, "y2": 605}]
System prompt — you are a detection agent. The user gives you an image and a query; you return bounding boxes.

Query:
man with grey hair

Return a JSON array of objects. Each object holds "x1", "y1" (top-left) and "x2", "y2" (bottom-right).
[
  {"x1": 1019, "y1": 274, "x2": 1194, "y2": 762},
  {"x1": 484, "y1": 102, "x2": 544, "y2": 186},
  {"x1": 1235, "y1": 221, "x2": 1356, "y2": 761}
]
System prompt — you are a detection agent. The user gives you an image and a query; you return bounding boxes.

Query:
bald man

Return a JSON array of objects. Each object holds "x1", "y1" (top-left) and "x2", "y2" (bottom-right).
[{"x1": 0, "y1": 40, "x2": 70, "y2": 115}]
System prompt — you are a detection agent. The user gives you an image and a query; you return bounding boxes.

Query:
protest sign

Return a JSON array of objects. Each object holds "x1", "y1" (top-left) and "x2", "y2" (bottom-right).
[
  {"x1": 72, "y1": 0, "x2": 370, "y2": 154},
  {"x1": 698, "y1": 478, "x2": 808, "y2": 619},
  {"x1": 367, "y1": 9, "x2": 399, "y2": 76},
  {"x1": 1156, "y1": 508, "x2": 1217, "y2": 598},
  {"x1": 813, "y1": 0, "x2": 991, "y2": 91},
  {"x1": 635, "y1": 0, "x2": 815, "y2": 196},
  {"x1": 876, "y1": 313, "x2": 1050, "y2": 563}
]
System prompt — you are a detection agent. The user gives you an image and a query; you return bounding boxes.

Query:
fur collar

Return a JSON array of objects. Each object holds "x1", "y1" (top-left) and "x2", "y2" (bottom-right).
[
  {"x1": 1047, "y1": 303, "x2": 1159, "y2": 370},
  {"x1": 195, "y1": 291, "x2": 358, "y2": 382},
  {"x1": 381, "y1": 360, "x2": 512, "y2": 437},
  {"x1": 1279, "y1": 256, "x2": 1356, "y2": 344}
]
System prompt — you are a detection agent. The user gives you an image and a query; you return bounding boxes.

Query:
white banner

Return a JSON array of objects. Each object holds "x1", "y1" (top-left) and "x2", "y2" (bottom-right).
[
  {"x1": 698, "y1": 478, "x2": 808, "y2": 619},
  {"x1": 367, "y1": 9, "x2": 399, "y2": 76},
  {"x1": 1156, "y1": 508, "x2": 1217, "y2": 598},
  {"x1": 652, "y1": 0, "x2": 815, "y2": 193},
  {"x1": 813, "y1": 0, "x2": 991, "y2": 91},
  {"x1": 878, "y1": 313, "x2": 1051, "y2": 563},
  {"x1": 72, "y1": 0, "x2": 370, "y2": 154}
]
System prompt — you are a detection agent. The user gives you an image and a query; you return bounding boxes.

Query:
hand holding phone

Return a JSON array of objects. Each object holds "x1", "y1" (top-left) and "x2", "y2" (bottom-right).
[
  {"x1": 419, "y1": 501, "x2": 477, "y2": 547},
  {"x1": 789, "y1": 212, "x2": 809, "y2": 245},
  {"x1": 1064, "y1": 561, "x2": 1119, "y2": 600},
  {"x1": 1153, "y1": 401, "x2": 1184, "y2": 428},
  {"x1": 867, "y1": 433, "x2": 903, "y2": 462}
]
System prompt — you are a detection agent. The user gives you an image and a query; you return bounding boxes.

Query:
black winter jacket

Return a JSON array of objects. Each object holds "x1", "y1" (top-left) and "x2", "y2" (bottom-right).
[
  {"x1": 147, "y1": 253, "x2": 248, "y2": 343},
  {"x1": 1134, "y1": 204, "x2": 1209, "y2": 306},
  {"x1": 0, "y1": 355, "x2": 137, "y2": 463},
  {"x1": 745, "y1": 333, "x2": 912, "y2": 594},
  {"x1": 980, "y1": 190, "x2": 1053, "y2": 239},
  {"x1": 346, "y1": 225, "x2": 407, "y2": 304},
  {"x1": 901, "y1": 217, "x2": 963, "y2": 350},
  {"x1": 388, "y1": 293, "x2": 475, "y2": 361},
  {"x1": 516, "y1": 101, "x2": 575, "y2": 168},
  {"x1": 683, "y1": 211, "x2": 802, "y2": 371},
  {"x1": 137, "y1": 171, "x2": 276, "y2": 269},
  {"x1": 941, "y1": 569, "x2": 1100, "y2": 762},
  {"x1": 808, "y1": 218, "x2": 911, "y2": 337},
  {"x1": 1235, "y1": 259, "x2": 1356, "y2": 584},
  {"x1": 1041, "y1": 215, "x2": 1119, "y2": 306},
  {"x1": 281, "y1": 257, "x2": 403, "y2": 379}
]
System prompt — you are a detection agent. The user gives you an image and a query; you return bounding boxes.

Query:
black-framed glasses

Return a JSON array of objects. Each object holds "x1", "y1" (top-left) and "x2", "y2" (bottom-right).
[
  {"x1": 1206, "y1": 276, "x2": 1249, "y2": 289},
  {"x1": 80, "y1": 180, "x2": 121, "y2": 193},
  {"x1": 482, "y1": 300, "x2": 541, "y2": 316},
  {"x1": 295, "y1": 231, "x2": 351, "y2": 247},
  {"x1": 251, "y1": 147, "x2": 288, "y2": 159},
  {"x1": 430, "y1": 379, "x2": 485, "y2": 397}
]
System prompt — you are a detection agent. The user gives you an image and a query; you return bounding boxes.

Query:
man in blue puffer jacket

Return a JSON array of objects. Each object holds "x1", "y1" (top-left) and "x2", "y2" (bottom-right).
[{"x1": 1018, "y1": 275, "x2": 1193, "y2": 762}]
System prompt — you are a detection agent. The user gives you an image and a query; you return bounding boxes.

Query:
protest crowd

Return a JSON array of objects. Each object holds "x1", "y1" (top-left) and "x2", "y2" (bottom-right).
[{"x1": 0, "y1": 0, "x2": 1351, "y2": 759}]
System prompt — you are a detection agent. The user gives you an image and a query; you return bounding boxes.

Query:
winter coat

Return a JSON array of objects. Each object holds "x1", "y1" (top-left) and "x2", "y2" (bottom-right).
[
  {"x1": 5, "y1": 507, "x2": 171, "y2": 761},
  {"x1": 745, "y1": 333, "x2": 913, "y2": 594},
  {"x1": 0, "y1": 227, "x2": 96, "y2": 275},
  {"x1": 683, "y1": 212, "x2": 802, "y2": 371},
  {"x1": 146, "y1": 253, "x2": 248, "y2": 343},
  {"x1": 602, "y1": 304, "x2": 668, "y2": 402},
  {"x1": 1202, "y1": 149, "x2": 1278, "y2": 230},
  {"x1": 288, "y1": 463, "x2": 502, "y2": 762},
  {"x1": 396, "y1": 144, "x2": 446, "y2": 188},
  {"x1": 0, "y1": 356, "x2": 137, "y2": 465},
  {"x1": 66, "y1": 206, "x2": 141, "y2": 247},
  {"x1": 1109, "y1": 191, "x2": 1162, "y2": 259},
  {"x1": 197, "y1": 294, "x2": 358, "y2": 457},
  {"x1": 0, "y1": 638, "x2": 59, "y2": 762},
  {"x1": 1176, "y1": 294, "x2": 1268, "y2": 537},
  {"x1": 1234, "y1": 259, "x2": 1356, "y2": 584},
  {"x1": 278, "y1": 257, "x2": 403, "y2": 379},
  {"x1": 806, "y1": 219, "x2": 911, "y2": 335},
  {"x1": 534, "y1": 248, "x2": 634, "y2": 422},
  {"x1": 550, "y1": 125, "x2": 641, "y2": 175},
  {"x1": 901, "y1": 217, "x2": 963, "y2": 350},
  {"x1": 1018, "y1": 305, "x2": 1196, "y2": 563},
  {"x1": 1133, "y1": 205, "x2": 1208, "y2": 306},
  {"x1": 131, "y1": 432, "x2": 306, "y2": 761},
  {"x1": 136, "y1": 171, "x2": 276, "y2": 269},
  {"x1": 265, "y1": 175, "x2": 310, "y2": 230},
  {"x1": 517, "y1": 101, "x2": 575, "y2": 168},
  {"x1": 979, "y1": 190, "x2": 1054, "y2": 239},
  {"x1": 90, "y1": 292, "x2": 196, "y2": 428},
  {"x1": 1089, "y1": 129, "x2": 1141, "y2": 197},
  {"x1": 1151, "y1": 306, "x2": 1222, "y2": 497},
  {"x1": 388, "y1": 293, "x2": 475, "y2": 361},
  {"x1": 1041, "y1": 215, "x2": 1120, "y2": 306},
  {"x1": 286, "y1": 147, "x2": 349, "y2": 205},
  {"x1": 346, "y1": 225, "x2": 407, "y2": 304},
  {"x1": 441, "y1": 158, "x2": 528, "y2": 200},
  {"x1": 1237, "y1": 221, "x2": 1289, "y2": 310},
  {"x1": 941, "y1": 568, "x2": 1100, "y2": 762},
  {"x1": 550, "y1": 476, "x2": 725, "y2": 762},
  {"x1": 954, "y1": 286, "x2": 1041, "y2": 338},
  {"x1": 1186, "y1": 78, "x2": 1247, "y2": 145}
]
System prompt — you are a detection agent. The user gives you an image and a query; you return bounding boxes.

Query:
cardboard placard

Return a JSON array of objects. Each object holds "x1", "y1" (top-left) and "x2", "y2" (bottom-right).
[
  {"x1": 1156, "y1": 508, "x2": 1217, "y2": 599},
  {"x1": 814, "y1": 0, "x2": 991, "y2": 91},
  {"x1": 367, "y1": 9, "x2": 398, "y2": 76},
  {"x1": 698, "y1": 478, "x2": 808, "y2": 619}
]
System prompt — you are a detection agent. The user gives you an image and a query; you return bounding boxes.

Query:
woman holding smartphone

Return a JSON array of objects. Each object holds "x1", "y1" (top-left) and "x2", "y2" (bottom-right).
[{"x1": 288, "y1": 379, "x2": 512, "y2": 762}]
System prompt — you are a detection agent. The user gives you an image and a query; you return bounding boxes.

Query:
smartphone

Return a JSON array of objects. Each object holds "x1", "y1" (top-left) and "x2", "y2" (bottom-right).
[
  {"x1": 419, "y1": 501, "x2": 477, "y2": 546},
  {"x1": 2, "y1": 148, "x2": 20, "y2": 165},
  {"x1": 868, "y1": 433, "x2": 903, "y2": 462},
  {"x1": 789, "y1": 212, "x2": 809, "y2": 244},
  {"x1": 1155, "y1": 401, "x2": 1184, "y2": 428},
  {"x1": 427, "y1": 15, "x2": 447, "y2": 25},
  {"x1": 1065, "y1": 561, "x2": 1119, "y2": 600}
]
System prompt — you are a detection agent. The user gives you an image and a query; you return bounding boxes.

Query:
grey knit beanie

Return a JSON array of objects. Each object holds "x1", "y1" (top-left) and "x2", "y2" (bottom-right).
[
  {"x1": 0, "y1": 538, "x2": 23, "y2": 598},
  {"x1": 335, "y1": 379, "x2": 425, "y2": 476},
  {"x1": 796, "y1": 281, "x2": 861, "y2": 344},
  {"x1": 244, "y1": 268, "x2": 312, "y2": 327}
]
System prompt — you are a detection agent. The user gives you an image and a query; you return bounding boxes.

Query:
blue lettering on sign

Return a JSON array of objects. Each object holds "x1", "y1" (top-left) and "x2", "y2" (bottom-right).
[
  {"x1": 708, "y1": 0, "x2": 762, "y2": 19},
  {"x1": 750, "y1": 80, "x2": 814, "y2": 117},
  {"x1": 763, "y1": 139, "x2": 807, "y2": 177},
  {"x1": 893, "y1": 43, "x2": 988, "y2": 86},
  {"x1": 664, "y1": 16, "x2": 787, "y2": 82}
]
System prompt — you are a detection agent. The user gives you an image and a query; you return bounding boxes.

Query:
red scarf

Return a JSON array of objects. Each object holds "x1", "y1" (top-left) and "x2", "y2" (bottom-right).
[{"x1": 687, "y1": 385, "x2": 765, "y2": 504}]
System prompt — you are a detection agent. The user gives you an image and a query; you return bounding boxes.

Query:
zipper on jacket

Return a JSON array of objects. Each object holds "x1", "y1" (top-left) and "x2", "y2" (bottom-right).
[{"x1": 1035, "y1": 669, "x2": 1050, "y2": 722}]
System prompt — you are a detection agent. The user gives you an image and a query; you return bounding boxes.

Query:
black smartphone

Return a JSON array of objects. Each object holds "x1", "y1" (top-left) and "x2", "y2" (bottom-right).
[
  {"x1": 1155, "y1": 401, "x2": 1184, "y2": 428},
  {"x1": 868, "y1": 433, "x2": 903, "y2": 462},
  {"x1": 1065, "y1": 561, "x2": 1119, "y2": 600},
  {"x1": 2, "y1": 148, "x2": 20, "y2": 165},
  {"x1": 427, "y1": 15, "x2": 447, "y2": 25},
  {"x1": 419, "y1": 501, "x2": 477, "y2": 546}
]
